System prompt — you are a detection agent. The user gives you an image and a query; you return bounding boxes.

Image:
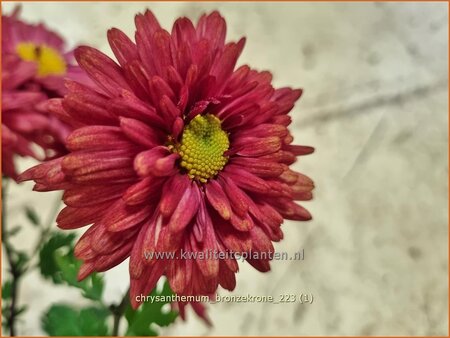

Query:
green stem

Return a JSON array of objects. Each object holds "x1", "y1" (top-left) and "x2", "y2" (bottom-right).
[
  {"x1": 24, "y1": 192, "x2": 62, "y2": 272},
  {"x1": 2, "y1": 178, "x2": 19, "y2": 336},
  {"x1": 2, "y1": 182, "x2": 61, "y2": 335},
  {"x1": 111, "y1": 288, "x2": 130, "y2": 336}
]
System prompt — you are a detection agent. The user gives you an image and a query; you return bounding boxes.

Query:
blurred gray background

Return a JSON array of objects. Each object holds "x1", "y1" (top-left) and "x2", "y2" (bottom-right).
[{"x1": 2, "y1": 1, "x2": 448, "y2": 336}]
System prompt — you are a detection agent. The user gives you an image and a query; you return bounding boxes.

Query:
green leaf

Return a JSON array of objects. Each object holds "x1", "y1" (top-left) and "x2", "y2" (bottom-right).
[
  {"x1": 53, "y1": 250, "x2": 104, "y2": 301},
  {"x1": 25, "y1": 206, "x2": 40, "y2": 226},
  {"x1": 78, "y1": 307, "x2": 110, "y2": 335},
  {"x1": 125, "y1": 281, "x2": 178, "y2": 336},
  {"x1": 82, "y1": 273, "x2": 104, "y2": 301},
  {"x1": 42, "y1": 304, "x2": 109, "y2": 336},
  {"x1": 39, "y1": 233, "x2": 76, "y2": 283},
  {"x1": 39, "y1": 232, "x2": 104, "y2": 301},
  {"x1": 2, "y1": 281, "x2": 12, "y2": 300}
]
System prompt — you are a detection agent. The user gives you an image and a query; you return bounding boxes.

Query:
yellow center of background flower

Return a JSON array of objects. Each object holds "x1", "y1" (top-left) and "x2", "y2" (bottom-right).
[
  {"x1": 176, "y1": 114, "x2": 229, "y2": 183},
  {"x1": 16, "y1": 42, "x2": 67, "y2": 77}
]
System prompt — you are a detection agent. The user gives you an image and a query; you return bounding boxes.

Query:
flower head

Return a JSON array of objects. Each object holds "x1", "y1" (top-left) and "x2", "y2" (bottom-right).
[
  {"x1": 2, "y1": 7, "x2": 85, "y2": 179},
  {"x1": 19, "y1": 10, "x2": 314, "y2": 309}
]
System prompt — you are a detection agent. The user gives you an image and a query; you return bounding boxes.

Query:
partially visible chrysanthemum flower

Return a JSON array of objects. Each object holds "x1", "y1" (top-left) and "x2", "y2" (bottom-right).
[
  {"x1": 19, "y1": 10, "x2": 314, "y2": 309},
  {"x1": 2, "y1": 7, "x2": 85, "y2": 179}
]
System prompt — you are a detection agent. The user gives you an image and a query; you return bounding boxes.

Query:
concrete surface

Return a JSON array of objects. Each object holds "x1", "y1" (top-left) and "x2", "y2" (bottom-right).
[{"x1": 2, "y1": 1, "x2": 448, "y2": 336}]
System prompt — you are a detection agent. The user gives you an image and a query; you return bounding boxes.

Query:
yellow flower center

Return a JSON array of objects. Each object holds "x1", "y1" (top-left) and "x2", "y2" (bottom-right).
[
  {"x1": 174, "y1": 114, "x2": 229, "y2": 183},
  {"x1": 16, "y1": 42, "x2": 67, "y2": 77}
]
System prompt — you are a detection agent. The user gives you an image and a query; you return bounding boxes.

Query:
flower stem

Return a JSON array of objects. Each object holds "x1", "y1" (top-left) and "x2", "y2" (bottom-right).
[
  {"x1": 2, "y1": 178, "x2": 20, "y2": 336},
  {"x1": 111, "y1": 288, "x2": 130, "y2": 336}
]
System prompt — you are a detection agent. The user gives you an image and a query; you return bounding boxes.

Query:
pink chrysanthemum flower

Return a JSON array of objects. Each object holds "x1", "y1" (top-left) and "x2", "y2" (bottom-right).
[
  {"x1": 19, "y1": 10, "x2": 314, "y2": 309},
  {"x1": 2, "y1": 7, "x2": 85, "y2": 179}
]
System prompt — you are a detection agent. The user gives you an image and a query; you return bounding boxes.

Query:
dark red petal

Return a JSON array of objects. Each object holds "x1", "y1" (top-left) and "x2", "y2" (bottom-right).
[
  {"x1": 272, "y1": 88, "x2": 303, "y2": 115},
  {"x1": 101, "y1": 199, "x2": 152, "y2": 232},
  {"x1": 63, "y1": 184, "x2": 127, "y2": 207},
  {"x1": 210, "y1": 38, "x2": 246, "y2": 91},
  {"x1": 123, "y1": 60, "x2": 151, "y2": 100},
  {"x1": 231, "y1": 157, "x2": 284, "y2": 178},
  {"x1": 47, "y1": 98, "x2": 84, "y2": 128},
  {"x1": 218, "y1": 260, "x2": 237, "y2": 291},
  {"x1": 122, "y1": 177, "x2": 164, "y2": 206},
  {"x1": 107, "y1": 28, "x2": 138, "y2": 66},
  {"x1": 129, "y1": 217, "x2": 155, "y2": 278},
  {"x1": 224, "y1": 165, "x2": 270, "y2": 194},
  {"x1": 108, "y1": 90, "x2": 168, "y2": 130},
  {"x1": 216, "y1": 219, "x2": 252, "y2": 253},
  {"x1": 74, "y1": 226, "x2": 97, "y2": 260},
  {"x1": 159, "y1": 174, "x2": 190, "y2": 218},
  {"x1": 234, "y1": 123, "x2": 288, "y2": 139},
  {"x1": 17, "y1": 158, "x2": 62, "y2": 183},
  {"x1": 259, "y1": 150, "x2": 297, "y2": 165},
  {"x1": 218, "y1": 175, "x2": 249, "y2": 217},
  {"x1": 196, "y1": 11, "x2": 226, "y2": 51},
  {"x1": 168, "y1": 259, "x2": 187, "y2": 294},
  {"x1": 71, "y1": 168, "x2": 136, "y2": 184},
  {"x1": 63, "y1": 81, "x2": 117, "y2": 125},
  {"x1": 94, "y1": 242, "x2": 133, "y2": 271},
  {"x1": 159, "y1": 94, "x2": 180, "y2": 123},
  {"x1": 230, "y1": 212, "x2": 254, "y2": 232},
  {"x1": 135, "y1": 10, "x2": 161, "y2": 42},
  {"x1": 190, "y1": 201, "x2": 219, "y2": 279},
  {"x1": 77, "y1": 262, "x2": 95, "y2": 281},
  {"x1": 205, "y1": 180, "x2": 232, "y2": 220},
  {"x1": 130, "y1": 263, "x2": 165, "y2": 309},
  {"x1": 66, "y1": 126, "x2": 131, "y2": 151},
  {"x1": 75, "y1": 46, "x2": 131, "y2": 96},
  {"x1": 62, "y1": 152, "x2": 132, "y2": 176},
  {"x1": 134, "y1": 147, "x2": 179, "y2": 177},
  {"x1": 148, "y1": 76, "x2": 175, "y2": 106},
  {"x1": 168, "y1": 183, "x2": 200, "y2": 233},
  {"x1": 234, "y1": 136, "x2": 281, "y2": 157},
  {"x1": 57, "y1": 204, "x2": 109, "y2": 229},
  {"x1": 172, "y1": 17, "x2": 197, "y2": 48},
  {"x1": 272, "y1": 199, "x2": 312, "y2": 221},
  {"x1": 120, "y1": 116, "x2": 161, "y2": 148},
  {"x1": 285, "y1": 144, "x2": 315, "y2": 156},
  {"x1": 150, "y1": 30, "x2": 173, "y2": 78}
]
